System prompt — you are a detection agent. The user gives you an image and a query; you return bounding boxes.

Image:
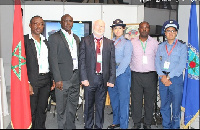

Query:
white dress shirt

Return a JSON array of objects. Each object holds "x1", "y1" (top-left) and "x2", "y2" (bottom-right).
[
  {"x1": 29, "y1": 33, "x2": 49, "y2": 73},
  {"x1": 61, "y1": 29, "x2": 78, "y2": 70}
]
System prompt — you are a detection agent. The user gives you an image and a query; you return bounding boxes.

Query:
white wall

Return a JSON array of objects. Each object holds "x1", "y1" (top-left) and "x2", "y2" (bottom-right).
[
  {"x1": 0, "y1": 4, "x2": 14, "y2": 91},
  {"x1": 178, "y1": 4, "x2": 199, "y2": 43},
  {"x1": 178, "y1": 3, "x2": 199, "y2": 129},
  {"x1": 23, "y1": 2, "x2": 143, "y2": 39}
]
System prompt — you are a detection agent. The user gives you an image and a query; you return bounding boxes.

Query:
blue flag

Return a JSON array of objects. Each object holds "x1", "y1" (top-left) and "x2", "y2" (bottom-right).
[{"x1": 181, "y1": 1, "x2": 199, "y2": 129}]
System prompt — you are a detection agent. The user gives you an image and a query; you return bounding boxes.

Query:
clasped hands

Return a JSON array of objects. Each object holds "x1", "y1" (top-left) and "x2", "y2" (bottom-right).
[
  {"x1": 81, "y1": 80, "x2": 114, "y2": 87},
  {"x1": 161, "y1": 75, "x2": 172, "y2": 87}
]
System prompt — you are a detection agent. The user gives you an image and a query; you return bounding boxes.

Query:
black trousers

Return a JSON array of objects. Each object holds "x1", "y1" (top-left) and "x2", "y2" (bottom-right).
[
  {"x1": 30, "y1": 73, "x2": 51, "y2": 129},
  {"x1": 131, "y1": 71, "x2": 158, "y2": 126},
  {"x1": 84, "y1": 74, "x2": 107, "y2": 129}
]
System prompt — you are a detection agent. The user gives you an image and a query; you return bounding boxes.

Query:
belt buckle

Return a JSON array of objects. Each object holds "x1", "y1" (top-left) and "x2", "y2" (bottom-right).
[
  {"x1": 40, "y1": 73, "x2": 45, "y2": 76},
  {"x1": 96, "y1": 73, "x2": 101, "y2": 75}
]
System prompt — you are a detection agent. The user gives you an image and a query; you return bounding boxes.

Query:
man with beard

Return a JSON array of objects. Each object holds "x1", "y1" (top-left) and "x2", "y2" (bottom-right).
[
  {"x1": 24, "y1": 16, "x2": 53, "y2": 129},
  {"x1": 79, "y1": 20, "x2": 116, "y2": 129},
  {"x1": 48, "y1": 14, "x2": 80, "y2": 129},
  {"x1": 130, "y1": 21, "x2": 159, "y2": 129}
]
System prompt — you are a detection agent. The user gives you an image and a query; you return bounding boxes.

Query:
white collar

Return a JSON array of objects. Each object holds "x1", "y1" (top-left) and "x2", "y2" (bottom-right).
[
  {"x1": 61, "y1": 28, "x2": 73, "y2": 36},
  {"x1": 29, "y1": 32, "x2": 45, "y2": 42}
]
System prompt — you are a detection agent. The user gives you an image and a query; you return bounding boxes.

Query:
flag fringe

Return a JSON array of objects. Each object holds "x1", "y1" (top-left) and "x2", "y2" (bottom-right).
[
  {"x1": 11, "y1": 121, "x2": 32, "y2": 129},
  {"x1": 183, "y1": 110, "x2": 199, "y2": 129}
]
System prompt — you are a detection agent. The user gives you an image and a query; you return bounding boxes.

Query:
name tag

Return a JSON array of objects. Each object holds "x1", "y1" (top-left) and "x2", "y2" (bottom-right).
[
  {"x1": 164, "y1": 61, "x2": 170, "y2": 69},
  {"x1": 143, "y1": 56, "x2": 148, "y2": 64},
  {"x1": 97, "y1": 53, "x2": 102, "y2": 63},
  {"x1": 72, "y1": 58, "x2": 77, "y2": 61}
]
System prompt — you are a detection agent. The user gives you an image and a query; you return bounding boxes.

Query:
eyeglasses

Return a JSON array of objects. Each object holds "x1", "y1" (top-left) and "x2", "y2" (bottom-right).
[{"x1": 165, "y1": 30, "x2": 177, "y2": 33}]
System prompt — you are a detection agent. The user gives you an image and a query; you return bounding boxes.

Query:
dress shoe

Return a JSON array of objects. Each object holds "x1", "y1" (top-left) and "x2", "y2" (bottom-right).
[
  {"x1": 131, "y1": 125, "x2": 141, "y2": 129},
  {"x1": 107, "y1": 124, "x2": 120, "y2": 129},
  {"x1": 143, "y1": 125, "x2": 151, "y2": 129}
]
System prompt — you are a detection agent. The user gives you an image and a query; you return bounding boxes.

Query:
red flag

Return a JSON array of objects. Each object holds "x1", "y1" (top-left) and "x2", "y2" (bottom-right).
[{"x1": 11, "y1": 0, "x2": 32, "y2": 128}]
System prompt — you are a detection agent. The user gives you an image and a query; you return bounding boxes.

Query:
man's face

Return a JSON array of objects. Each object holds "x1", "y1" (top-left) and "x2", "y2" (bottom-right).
[
  {"x1": 93, "y1": 20, "x2": 105, "y2": 37},
  {"x1": 61, "y1": 15, "x2": 73, "y2": 32},
  {"x1": 29, "y1": 17, "x2": 44, "y2": 35},
  {"x1": 165, "y1": 27, "x2": 177, "y2": 41},
  {"x1": 138, "y1": 22, "x2": 150, "y2": 37}
]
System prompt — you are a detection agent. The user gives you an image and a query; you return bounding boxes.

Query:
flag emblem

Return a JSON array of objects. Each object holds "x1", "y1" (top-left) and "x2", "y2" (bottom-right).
[
  {"x1": 188, "y1": 44, "x2": 199, "y2": 79},
  {"x1": 11, "y1": 41, "x2": 26, "y2": 81}
]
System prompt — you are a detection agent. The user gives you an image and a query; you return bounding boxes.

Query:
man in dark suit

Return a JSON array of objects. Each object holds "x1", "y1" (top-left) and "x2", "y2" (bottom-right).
[
  {"x1": 48, "y1": 14, "x2": 80, "y2": 129},
  {"x1": 24, "y1": 16, "x2": 53, "y2": 129},
  {"x1": 79, "y1": 19, "x2": 116, "y2": 129}
]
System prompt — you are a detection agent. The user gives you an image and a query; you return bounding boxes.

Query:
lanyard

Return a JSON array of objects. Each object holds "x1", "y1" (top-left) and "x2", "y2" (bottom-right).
[
  {"x1": 165, "y1": 39, "x2": 178, "y2": 56},
  {"x1": 34, "y1": 39, "x2": 41, "y2": 56},
  {"x1": 114, "y1": 39, "x2": 121, "y2": 46},
  {"x1": 62, "y1": 32, "x2": 74, "y2": 49},
  {"x1": 140, "y1": 40, "x2": 147, "y2": 54}
]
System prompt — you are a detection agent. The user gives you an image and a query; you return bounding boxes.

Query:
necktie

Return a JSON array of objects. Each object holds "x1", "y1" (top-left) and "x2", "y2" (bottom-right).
[{"x1": 95, "y1": 38, "x2": 101, "y2": 73}]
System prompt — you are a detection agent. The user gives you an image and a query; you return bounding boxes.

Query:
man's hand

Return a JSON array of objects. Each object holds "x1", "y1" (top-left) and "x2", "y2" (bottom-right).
[
  {"x1": 161, "y1": 75, "x2": 172, "y2": 87},
  {"x1": 164, "y1": 80, "x2": 172, "y2": 87},
  {"x1": 161, "y1": 75, "x2": 168, "y2": 84},
  {"x1": 56, "y1": 81, "x2": 63, "y2": 90},
  {"x1": 107, "y1": 82, "x2": 114, "y2": 87},
  {"x1": 29, "y1": 83, "x2": 34, "y2": 95},
  {"x1": 81, "y1": 80, "x2": 89, "y2": 87},
  {"x1": 51, "y1": 80, "x2": 56, "y2": 91}
]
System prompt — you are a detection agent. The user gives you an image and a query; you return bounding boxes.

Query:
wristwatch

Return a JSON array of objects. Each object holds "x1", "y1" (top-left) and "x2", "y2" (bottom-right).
[{"x1": 166, "y1": 75, "x2": 170, "y2": 80}]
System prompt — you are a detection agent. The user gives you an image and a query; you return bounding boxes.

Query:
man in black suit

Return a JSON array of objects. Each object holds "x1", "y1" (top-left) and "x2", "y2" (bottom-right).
[
  {"x1": 79, "y1": 19, "x2": 116, "y2": 129},
  {"x1": 48, "y1": 14, "x2": 80, "y2": 129},
  {"x1": 24, "y1": 16, "x2": 53, "y2": 129}
]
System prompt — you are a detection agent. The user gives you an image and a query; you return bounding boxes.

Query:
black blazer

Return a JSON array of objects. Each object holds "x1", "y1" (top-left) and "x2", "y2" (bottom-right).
[
  {"x1": 48, "y1": 30, "x2": 80, "y2": 83},
  {"x1": 24, "y1": 34, "x2": 52, "y2": 87},
  {"x1": 79, "y1": 34, "x2": 116, "y2": 87}
]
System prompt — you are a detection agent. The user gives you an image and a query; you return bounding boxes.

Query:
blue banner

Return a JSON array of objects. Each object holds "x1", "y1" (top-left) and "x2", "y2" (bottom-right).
[{"x1": 181, "y1": 1, "x2": 199, "y2": 129}]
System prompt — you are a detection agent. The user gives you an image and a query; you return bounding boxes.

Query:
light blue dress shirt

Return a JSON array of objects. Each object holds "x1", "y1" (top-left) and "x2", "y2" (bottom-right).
[
  {"x1": 155, "y1": 39, "x2": 187, "y2": 78},
  {"x1": 113, "y1": 36, "x2": 133, "y2": 77}
]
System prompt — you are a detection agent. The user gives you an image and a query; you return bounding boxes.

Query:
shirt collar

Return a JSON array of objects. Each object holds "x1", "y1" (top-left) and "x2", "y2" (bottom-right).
[
  {"x1": 137, "y1": 35, "x2": 151, "y2": 42},
  {"x1": 93, "y1": 34, "x2": 103, "y2": 40},
  {"x1": 113, "y1": 35, "x2": 124, "y2": 41},
  {"x1": 166, "y1": 38, "x2": 177, "y2": 45},
  {"x1": 29, "y1": 32, "x2": 45, "y2": 42},
  {"x1": 61, "y1": 28, "x2": 73, "y2": 36}
]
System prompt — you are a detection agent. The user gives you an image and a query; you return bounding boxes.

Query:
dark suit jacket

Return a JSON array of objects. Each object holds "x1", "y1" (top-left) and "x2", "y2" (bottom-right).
[
  {"x1": 79, "y1": 34, "x2": 116, "y2": 87},
  {"x1": 48, "y1": 30, "x2": 80, "y2": 83},
  {"x1": 24, "y1": 34, "x2": 52, "y2": 87}
]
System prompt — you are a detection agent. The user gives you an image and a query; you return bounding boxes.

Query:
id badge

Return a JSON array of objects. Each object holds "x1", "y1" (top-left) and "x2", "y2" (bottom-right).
[
  {"x1": 164, "y1": 61, "x2": 170, "y2": 69},
  {"x1": 97, "y1": 53, "x2": 102, "y2": 63},
  {"x1": 143, "y1": 56, "x2": 148, "y2": 64}
]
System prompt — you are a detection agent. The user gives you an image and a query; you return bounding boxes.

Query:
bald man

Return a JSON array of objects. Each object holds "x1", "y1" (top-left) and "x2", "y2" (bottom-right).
[
  {"x1": 79, "y1": 20, "x2": 116, "y2": 129},
  {"x1": 48, "y1": 14, "x2": 80, "y2": 129}
]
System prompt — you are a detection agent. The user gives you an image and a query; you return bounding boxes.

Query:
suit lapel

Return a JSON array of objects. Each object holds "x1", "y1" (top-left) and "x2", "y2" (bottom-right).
[
  {"x1": 59, "y1": 30, "x2": 71, "y2": 53},
  {"x1": 90, "y1": 34, "x2": 96, "y2": 60},
  {"x1": 102, "y1": 37, "x2": 107, "y2": 68},
  {"x1": 29, "y1": 38, "x2": 38, "y2": 60}
]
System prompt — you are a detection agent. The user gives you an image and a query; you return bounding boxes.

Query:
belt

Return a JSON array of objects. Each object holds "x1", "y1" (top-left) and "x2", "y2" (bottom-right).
[
  {"x1": 95, "y1": 73, "x2": 102, "y2": 75},
  {"x1": 39, "y1": 72, "x2": 49, "y2": 76},
  {"x1": 73, "y1": 69, "x2": 78, "y2": 73},
  {"x1": 133, "y1": 71, "x2": 156, "y2": 74},
  {"x1": 162, "y1": 71, "x2": 170, "y2": 75}
]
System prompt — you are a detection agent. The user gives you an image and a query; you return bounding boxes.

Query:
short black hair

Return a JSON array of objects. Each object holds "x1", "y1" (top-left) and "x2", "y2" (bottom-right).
[
  {"x1": 139, "y1": 21, "x2": 150, "y2": 28},
  {"x1": 30, "y1": 15, "x2": 43, "y2": 24},
  {"x1": 61, "y1": 14, "x2": 73, "y2": 21}
]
